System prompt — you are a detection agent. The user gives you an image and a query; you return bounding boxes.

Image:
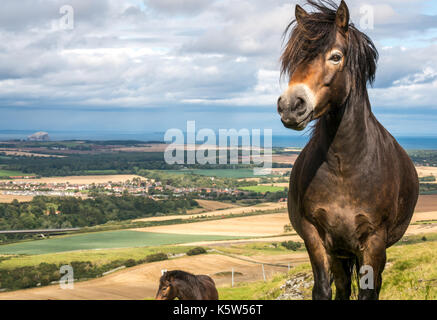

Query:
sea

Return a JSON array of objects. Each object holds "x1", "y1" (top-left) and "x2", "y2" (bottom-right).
[{"x1": 0, "y1": 130, "x2": 437, "y2": 150}]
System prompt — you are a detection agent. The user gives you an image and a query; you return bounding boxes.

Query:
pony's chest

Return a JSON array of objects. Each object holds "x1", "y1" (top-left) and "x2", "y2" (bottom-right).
[{"x1": 305, "y1": 203, "x2": 374, "y2": 254}]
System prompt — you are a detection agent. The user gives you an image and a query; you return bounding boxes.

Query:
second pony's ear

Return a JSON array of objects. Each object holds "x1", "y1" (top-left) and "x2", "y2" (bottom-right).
[
  {"x1": 335, "y1": 0, "x2": 350, "y2": 32},
  {"x1": 295, "y1": 4, "x2": 309, "y2": 24}
]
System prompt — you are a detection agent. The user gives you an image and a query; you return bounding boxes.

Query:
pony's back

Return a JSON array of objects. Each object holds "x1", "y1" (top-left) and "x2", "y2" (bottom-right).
[{"x1": 197, "y1": 275, "x2": 219, "y2": 300}]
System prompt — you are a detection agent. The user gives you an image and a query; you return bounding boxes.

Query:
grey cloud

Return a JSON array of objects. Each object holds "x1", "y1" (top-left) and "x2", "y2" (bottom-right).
[
  {"x1": 0, "y1": 0, "x2": 111, "y2": 31},
  {"x1": 144, "y1": 0, "x2": 212, "y2": 15},
  {"x1": 0, "y1": 0, "x2": 435, "y2": 113}
]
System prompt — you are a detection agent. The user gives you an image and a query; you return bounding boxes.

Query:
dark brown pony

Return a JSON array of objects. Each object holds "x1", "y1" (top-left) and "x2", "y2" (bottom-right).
[
  {"x1": 278, "y1": 0, "x2": 418, "y2": 300},
  {"x1": 155, "y1": 270, "x2": 219, "y2": 300}
]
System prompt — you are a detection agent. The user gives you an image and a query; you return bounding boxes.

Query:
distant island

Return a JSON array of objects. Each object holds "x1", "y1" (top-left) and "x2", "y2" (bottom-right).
[{"x1": 27, "y1": 131, "x2": 50, "y2": 141}]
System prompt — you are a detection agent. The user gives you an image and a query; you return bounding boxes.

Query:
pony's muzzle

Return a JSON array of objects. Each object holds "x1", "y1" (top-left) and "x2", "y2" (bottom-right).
[{"x1": 278, "y1": 84, "x2": 314, "y2": 131}]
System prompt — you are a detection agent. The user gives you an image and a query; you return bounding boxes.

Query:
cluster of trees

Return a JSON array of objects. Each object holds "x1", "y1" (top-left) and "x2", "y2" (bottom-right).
[
  {"x1": 419, "y1": 183, "x2": 437, "y2": 195},
  {"x1": 419, "y1": 175, "x2": 436, "y2": 182},
  {"x1": 281, "y1": 241, "x2": 302, "y2": 251},
  {"x1": 186, "y1": 247, "x2": 207, "y2": 256},
  {"x1": 198, "y1": 190, "x2": 288, "y2": 203},
  {"x1": 139, "y1": 170, "x2": 257, "y2": 189},
  {"x1": 0, "y1": 195, "x2": 198, "y2": 242},
  {"x1": 408, "y1": 150, "x2": 437, "y2": 166},
  {"x1": 1, "y1": 148, "x2": 290, "y2": 177}
]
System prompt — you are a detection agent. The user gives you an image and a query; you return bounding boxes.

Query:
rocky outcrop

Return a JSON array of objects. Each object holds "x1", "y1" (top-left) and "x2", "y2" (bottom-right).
[
  {"x1": 275, "y1": 272, "x2": 314, "y2": 300},
  {"x1": 27, "y1": 131, "x2": 50, "y2": 141}
]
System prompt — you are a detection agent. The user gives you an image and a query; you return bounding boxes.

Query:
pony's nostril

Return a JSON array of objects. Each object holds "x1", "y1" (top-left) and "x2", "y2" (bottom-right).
[
  {"x1": 277, "y1": 97, "x2": 283, "y2": 113},
  {"x1": 294, "y1": 97, "x2": 305, "y2": 110}
]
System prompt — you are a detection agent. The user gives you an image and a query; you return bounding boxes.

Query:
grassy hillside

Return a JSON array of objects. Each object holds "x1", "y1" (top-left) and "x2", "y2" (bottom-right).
[{"x1": 218, "y1": 233, "x2": 437, "y2": 300}]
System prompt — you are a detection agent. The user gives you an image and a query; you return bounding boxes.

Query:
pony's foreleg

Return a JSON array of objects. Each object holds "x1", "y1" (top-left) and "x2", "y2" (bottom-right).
[
  {"x1": 330, "y1": 257, "x2": 353, "y2": 300},
  {"x1": 357, "y1": 232, "x2": 386, "y2": 300},
  {"x1": 301, "y1": 219, "x2": 332, "y2": 300}
]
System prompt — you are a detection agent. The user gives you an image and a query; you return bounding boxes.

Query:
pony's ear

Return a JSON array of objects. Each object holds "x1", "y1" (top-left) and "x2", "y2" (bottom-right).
[
  {"x1": 295, "y1": 4, "x2": 308, "y2": 24},
  {"x1": 335, "y1": 0, "x2": 349, "y2": 32}
]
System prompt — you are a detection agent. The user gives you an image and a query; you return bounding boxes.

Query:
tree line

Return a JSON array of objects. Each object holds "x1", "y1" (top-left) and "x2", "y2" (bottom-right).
[{"x1": 0, "y1": 195, "x2": 198, "y2": 242}]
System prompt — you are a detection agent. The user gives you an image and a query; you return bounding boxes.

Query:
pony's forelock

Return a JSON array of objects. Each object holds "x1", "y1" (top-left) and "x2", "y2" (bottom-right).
[{"x1": 281, "y1": 0, "x2": 378, "y2": 91}]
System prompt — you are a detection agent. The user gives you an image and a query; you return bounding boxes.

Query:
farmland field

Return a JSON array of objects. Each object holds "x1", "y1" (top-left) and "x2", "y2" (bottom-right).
[
  {"x1": 0, "y1": 169, "x2": 33, "y2": 177},
  {"x1": 0, "y1": 194, "x2": 34, "y2": 203},
  {"x1": 133, "y1": 202, "x2": 286, "y2": 222},
  {"x1": 133, "y1": 212, "x2": 291, "y2": 237},
  {"x1": 11, "y1": 174, "x2": 145, "y2": 184},
  {"x1": 163, "y1": 169, "x2": 277, "y2": 178},
  {"x1": 0, "y1": 231, "x2": 243, "y2": 255},
  {"x1": 239, "y1": 185, "x2": 287, "y2": 193},
  {"x1": 84, "y1": 170, "x2": 119, "y2": 175}
]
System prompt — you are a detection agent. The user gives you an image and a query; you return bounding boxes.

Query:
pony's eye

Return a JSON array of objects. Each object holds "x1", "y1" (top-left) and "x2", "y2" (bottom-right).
[{"x1": 329, "y1": 53, "x2": 343, "y2": 64}]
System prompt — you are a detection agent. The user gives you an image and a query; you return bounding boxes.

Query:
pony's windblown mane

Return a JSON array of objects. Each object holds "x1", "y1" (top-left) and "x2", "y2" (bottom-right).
[
  {"x1": 160, "y1": 270, "x2": 198, "y2": 285},
  {"x1": 281, "y1": 0, "x2": 378, "y2": 92}
]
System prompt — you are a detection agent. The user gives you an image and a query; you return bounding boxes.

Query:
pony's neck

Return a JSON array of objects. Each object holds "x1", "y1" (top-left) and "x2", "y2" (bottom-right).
[{"x1": 315, "y1": 89, "x2": 374, "y2": 163}]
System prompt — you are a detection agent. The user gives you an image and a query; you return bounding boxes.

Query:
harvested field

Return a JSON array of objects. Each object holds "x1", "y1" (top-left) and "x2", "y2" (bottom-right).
[
  {"x1": 132, "y1": 212, "x2": 289, "y2": 237},
  {"x1": 414, "y1": 194, "x2": 437, "y2": 212},
  {"x1": 190, "y1": 199, "x2": 239, "y2": 213},
  {"x1": 0, "y1": 149, "x2": 64, "y2": 158},
  {"x1": 178, "y1": 235, "x2": 304, "y2": 247},
  {"x1": 260, "y1": 183, "x2": 289, "y2": 188},
  {"x1": 240, "y1": 186, "x2": 286, "y2": 193},
  {"x1": 416, "y1": 166, "x2": 437, "y2": 182},
  {"x1": 195, "y1": 199, "x2": 239, "y2": 210},
  {"x1": 133, "y1": 202, "x2": 286, "y2": 223},
  {"x1": 412, "y1": 210, "x2": 437, "y2": 222},
  {"x1": 0, "y1": 194, "x2": 34, "y2": 203},
  {"x1": 11, "y1": 175, "x2": 145, "y2": 184},
  {"x1": 272, "y1": 154, "x2": 299, "y2": 164}
]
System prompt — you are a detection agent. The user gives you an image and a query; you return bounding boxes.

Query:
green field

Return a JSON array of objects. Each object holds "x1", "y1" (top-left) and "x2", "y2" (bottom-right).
[
  {"x1": 239, "y1": 186, "x2": 286, "y2": 193},
  {"x1": 164, "y1": 169, "x2": 276, "y2": 178},
  {"x1": 0, "y1": 230, "x2": 243, "y2": 255},
  {"x1": 0, "y1": 169, "x2": 32, "y2": 177},
  {"x1": 0, "y1": 245, "x2": 193, "y2": 269}
]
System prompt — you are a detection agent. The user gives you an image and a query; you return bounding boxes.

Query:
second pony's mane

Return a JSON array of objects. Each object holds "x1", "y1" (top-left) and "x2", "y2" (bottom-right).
[{"x1": 161, "y1": 270, "x2": 202, "y2": 286}]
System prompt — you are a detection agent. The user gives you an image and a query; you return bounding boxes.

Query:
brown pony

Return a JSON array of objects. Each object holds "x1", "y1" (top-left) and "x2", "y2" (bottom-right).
[
  {"x1": 155, "y1": 270, "x2": 219, "y2": 300},
  {"x1": 278, "y1": 0, "x2": 418, "y2": 300}
]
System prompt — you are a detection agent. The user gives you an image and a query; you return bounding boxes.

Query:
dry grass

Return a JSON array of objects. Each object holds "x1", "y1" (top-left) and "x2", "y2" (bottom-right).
[
  {"x1": 11, "y1": 175, "x2": 145, "y2": 184},
  {"x1": 0, "y1": 150, "x2": 65, "y2": 158},
  {"x1": 271, "y1": 154, "x2": 299, "y2": 164},
  {"x1": 416, "y1": 166, "x2": 437, "y2": 183},
  {"x1": 132, "y1": 202, "x2": 286, "y2": 223},
  {"x1": 0, "y1": 194, "x2": 34, "y2": 203},
  {"x1": 415, "y1": 195, "x2": 437, "y2": 212},
  {"x1": 132, "y1": 212, "x2": 289, "y2": 236}
]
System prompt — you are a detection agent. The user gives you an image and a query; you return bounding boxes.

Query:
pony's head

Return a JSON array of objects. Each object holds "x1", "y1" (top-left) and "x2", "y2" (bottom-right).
[
  {"x1": 155, "y1": 271, "x2": 178, "y2": 300},
  {"x1": 278, "y1": 0, "x2": 378, "y2": 131}
]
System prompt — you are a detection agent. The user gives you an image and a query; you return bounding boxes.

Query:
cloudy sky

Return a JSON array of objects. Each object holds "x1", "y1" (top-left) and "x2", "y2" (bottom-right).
[{"x1": 0, "y1": 0, "x2": 436, "y2": 138}]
